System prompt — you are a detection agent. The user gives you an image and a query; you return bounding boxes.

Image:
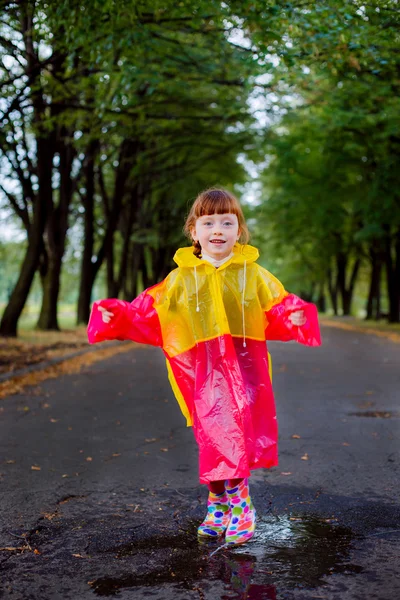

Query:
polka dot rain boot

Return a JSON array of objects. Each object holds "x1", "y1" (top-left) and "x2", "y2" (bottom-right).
[
  {"x1": 225, "y1": 478, "x2": 256, "y2": 545},
  {"x1": 197, "y1": 490, "x2": 231, "y2": 538}
]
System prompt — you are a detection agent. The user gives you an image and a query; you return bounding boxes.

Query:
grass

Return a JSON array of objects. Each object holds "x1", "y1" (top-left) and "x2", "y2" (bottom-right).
[
  {"x1": 320, "y1": 313, "x2": 400, "y2": 342},
  {"x1": 0, "y1": 305, "x2": 89, "y2": 376}
]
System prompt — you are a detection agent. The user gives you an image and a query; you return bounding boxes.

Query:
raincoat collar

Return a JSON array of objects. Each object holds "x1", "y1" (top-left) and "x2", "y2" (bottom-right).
[{"x1": 173, "y1": 243, "x2": 259, "y2": 268}]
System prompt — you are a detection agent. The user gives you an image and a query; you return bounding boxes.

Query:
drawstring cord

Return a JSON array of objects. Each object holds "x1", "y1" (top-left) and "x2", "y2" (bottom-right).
[
  {"x1": 242, "y1": 260, "x2": 247, "y2": 347},
  {"x1": 194, "y1": 265, "x2": 200, "y2": 312},
  {"x1": 194, "y1": 259, "x2": 247, "y2": 341}
]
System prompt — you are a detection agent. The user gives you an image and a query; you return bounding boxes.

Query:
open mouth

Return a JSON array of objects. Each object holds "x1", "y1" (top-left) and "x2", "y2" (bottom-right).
[{"x1": 210, "y1": 239, "x2": 226, "y2": 244}]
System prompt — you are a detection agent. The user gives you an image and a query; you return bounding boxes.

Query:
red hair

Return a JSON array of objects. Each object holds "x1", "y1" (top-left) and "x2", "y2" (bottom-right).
[{"x1": 184, "y1": 188, "x2": 249, "y2": 256}]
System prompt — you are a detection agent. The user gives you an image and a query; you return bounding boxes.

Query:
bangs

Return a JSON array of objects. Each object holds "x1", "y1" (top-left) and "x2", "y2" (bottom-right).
[
  {"x1": 193, "y1": 190, "x2": 242, "y2": 218},
  {"x1": 184, "y1": 187, "x2": 250, "y2": 247}
]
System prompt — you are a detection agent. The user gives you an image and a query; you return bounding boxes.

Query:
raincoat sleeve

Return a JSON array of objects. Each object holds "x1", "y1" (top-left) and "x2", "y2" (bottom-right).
[
  {"x1": 87, "y1": 283, "x2": 163, "y2": 347},
  {"x1": 258, "y1": 267, "x2": 321, "y2": 347}
]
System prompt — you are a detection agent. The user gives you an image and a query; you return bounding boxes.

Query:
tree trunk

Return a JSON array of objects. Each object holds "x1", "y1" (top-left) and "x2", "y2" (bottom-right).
[
  {"x1": 326, "y1": 266, "x2": 338, "y2": 316},
  {"x1": 385, "y1": 226, "x2": 400, "y2": 323},
  {"x1": 317, "y1": 283, "x2": 326, "y2": 313},
  {"x1": 77, "y1": 141, "x2": 98, "y2": 324},
  {"x1": 37, "y1": 252, "x2": 63, "y2": 330},
  {"x1": 365, "y1": 248, "x2": 382, "y2": 320},
  {"x1": 336, "y1": 253, "x2": 361, "y2": 316},
  {"x1": 106, "y1": 237, "x2": 118, "y2": 298},
  {"x1": 0, "y1": 138, "x2": 53, "y2": 337},
  {"x1": 37, "y1": 131, "x2": 75, "y2": 330}
]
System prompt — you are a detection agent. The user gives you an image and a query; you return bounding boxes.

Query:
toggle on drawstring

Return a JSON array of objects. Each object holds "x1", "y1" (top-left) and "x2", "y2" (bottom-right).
[
  {"x1": 194, "y1": 265, "x2": 200, "y2": 312},
  {"x1": 242, "y1": 260, "x2": 247, "y2": 347}
]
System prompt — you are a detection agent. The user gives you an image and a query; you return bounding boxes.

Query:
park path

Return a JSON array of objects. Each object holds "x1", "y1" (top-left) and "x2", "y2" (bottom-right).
[{"x1": 0, "y1": 325, "x2": 399, "y2": 599}]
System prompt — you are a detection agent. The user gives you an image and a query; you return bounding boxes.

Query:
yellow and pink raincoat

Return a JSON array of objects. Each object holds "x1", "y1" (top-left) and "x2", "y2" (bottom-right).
[{"x1": 87, "y1": 243, "x2": 321, "y2": 483}]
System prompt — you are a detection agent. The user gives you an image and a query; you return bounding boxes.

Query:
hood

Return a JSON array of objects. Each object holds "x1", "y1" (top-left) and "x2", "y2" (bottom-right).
[{"x1": 173, "y1": 243, "x2": 259, "y2": 268}]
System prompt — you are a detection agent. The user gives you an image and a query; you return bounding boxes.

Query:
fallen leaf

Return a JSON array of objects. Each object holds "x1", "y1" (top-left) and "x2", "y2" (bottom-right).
[
  {"x1": 280, "y1": 472, "x2": 292, "y2": 475},
  {"x1": 6, "y1": 460, "x2": 15, "y2": 464},
  {"x1": 42, "y1": 512, "x2": 58, "y2": 520},
  {"x1": 62, "y1": 474, "x2": 69, "y2": 478},
  {"x1": 50, "y1": 418, "x2": 59, "y2": 423},
  {"x1": 301, "y1": 453, "x2": 309, "y2": 461},
  {"x1": 144, "y1": 438, "x2": 157, "y2": 443},
  {"x1": 112, "y1": 453, "x2": 121, "y2": 457},
  {"x1": 291, "y1": 434, "x2": 301, "y2": 439},
  {"x1": 33, "y1": 548, "x2": 41, "y2": 555},
  {"x1": 86, "y1": 457, "x2": 92, "y2": 462},
  {"x1": 160, "y1": 448, "x2": 168, "y2": 452},
  {"x1": 31, "y1": 465, "x2": 41, "y2": 471},
  {"x1": 72, "y1": 553, "x2": 85, "y2": 558},
  {"x1": 342, "y1": 442, "x2": 350, "y2": 446}
]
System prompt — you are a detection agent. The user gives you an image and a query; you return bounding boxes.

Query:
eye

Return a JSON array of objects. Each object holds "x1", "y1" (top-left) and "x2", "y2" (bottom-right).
[{"x1": 223, "y1": 221, "x2": 233, "y2": 226}]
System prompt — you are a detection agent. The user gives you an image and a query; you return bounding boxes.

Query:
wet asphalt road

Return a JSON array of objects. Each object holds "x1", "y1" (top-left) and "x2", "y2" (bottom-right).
[{"x1": 0, "y1": 325, "x2": 399, "y2": 600}]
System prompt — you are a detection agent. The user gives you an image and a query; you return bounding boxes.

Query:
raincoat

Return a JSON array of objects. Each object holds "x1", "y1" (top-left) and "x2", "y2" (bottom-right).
[{"x1": 87, "y1": 243, "x2": 321, "y2": 483}]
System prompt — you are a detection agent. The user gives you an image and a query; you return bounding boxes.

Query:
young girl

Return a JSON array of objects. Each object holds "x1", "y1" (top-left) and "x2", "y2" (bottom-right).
[{"x1": 87, "y1": 188, "x2": 321, "y2": 546}]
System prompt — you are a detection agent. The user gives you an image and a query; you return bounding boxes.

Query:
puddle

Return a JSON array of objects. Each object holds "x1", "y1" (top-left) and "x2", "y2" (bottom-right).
[
  {"x1": 348, "y1": 411, "x2": 399, "y2": 418},
  {"x1": 89, "y1": 515, "x2": 363, "y2": 597}
]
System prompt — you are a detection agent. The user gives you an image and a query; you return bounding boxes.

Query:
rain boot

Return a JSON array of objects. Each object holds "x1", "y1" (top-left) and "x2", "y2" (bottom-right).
[
  {"x1": 225, "y1": 478, "x2": 256, "y2": 545},
  {"x1": 197, "y1": 490, "x2": 231, "y2": 538}
]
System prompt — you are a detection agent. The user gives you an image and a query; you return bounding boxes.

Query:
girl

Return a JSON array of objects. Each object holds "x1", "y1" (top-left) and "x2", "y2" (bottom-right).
[{"x1": 87, "y1": 188, "x2": 321, "y2": 546}]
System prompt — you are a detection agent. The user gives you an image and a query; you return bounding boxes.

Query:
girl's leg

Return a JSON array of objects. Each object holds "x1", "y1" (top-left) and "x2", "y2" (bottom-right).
[
  {"x1": 208, "y1": 480, "x2": 226, "y2": 494},
  {"x1": 225, "y1": 477, "x2": 256, "y2": 545},
  {"x1": 197, "y1": 480, "x2": 231, "y2": 538},
  {"x1": 227, "y1": 478, "x2": 244, "y2": 488}
]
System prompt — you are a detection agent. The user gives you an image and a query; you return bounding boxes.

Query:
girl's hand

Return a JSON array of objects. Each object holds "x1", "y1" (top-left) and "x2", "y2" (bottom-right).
[
  {"x1": 98, "y1": 305, "x2": 114, "y2": 323},
  {"x1": 288, "y1": 310, "x2": 306, "y2": 326}
]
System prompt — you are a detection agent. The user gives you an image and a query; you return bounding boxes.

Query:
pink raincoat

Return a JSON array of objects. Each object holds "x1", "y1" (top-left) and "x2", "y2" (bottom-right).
[{"x1": 87, "y1": 243, "x2": 321, "y2": 483}]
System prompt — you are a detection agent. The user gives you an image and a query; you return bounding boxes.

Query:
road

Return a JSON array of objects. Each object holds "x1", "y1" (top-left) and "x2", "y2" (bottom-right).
[{"x1": 0, "y1": 325, "x2": 399, "y2": 599}]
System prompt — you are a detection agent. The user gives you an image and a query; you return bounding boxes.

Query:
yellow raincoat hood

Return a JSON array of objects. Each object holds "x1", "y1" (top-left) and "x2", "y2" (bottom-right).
[{"x1": 173, "y1": 243, "x2": 260, "y2": 268}]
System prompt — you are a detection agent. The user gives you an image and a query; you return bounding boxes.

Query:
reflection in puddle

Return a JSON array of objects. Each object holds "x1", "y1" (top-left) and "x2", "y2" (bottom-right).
[{"x1": 89, "y1": 514, "x2": 363, "y2": 598}]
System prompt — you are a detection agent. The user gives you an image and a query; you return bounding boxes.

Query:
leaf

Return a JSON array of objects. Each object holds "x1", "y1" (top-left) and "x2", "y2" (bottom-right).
[
  {"x1": 291, "y1": 434, "x2": 301, "y2": 439},
  {"x1": 301, "y1": 453, "x2": 309, "y2": 460},
  {"x1": 280, "y1": 472, "x2": 292, "y2": 475},
  {"x1": 31, "y1": 465, "x2": 41, "y2": 471},
  {"x1": 86, "y1": 457, "x2": 92, "y2": 462}
]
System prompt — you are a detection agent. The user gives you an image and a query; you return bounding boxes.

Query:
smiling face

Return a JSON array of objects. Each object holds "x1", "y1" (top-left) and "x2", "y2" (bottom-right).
[{"x1": 191, "y1": 213, "x2": 240, "y2": 260}]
